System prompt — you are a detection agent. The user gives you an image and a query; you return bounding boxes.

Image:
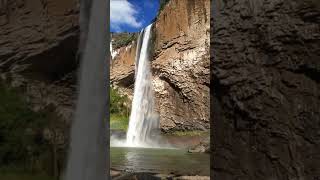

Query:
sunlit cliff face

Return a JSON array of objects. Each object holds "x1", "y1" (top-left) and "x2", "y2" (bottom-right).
[{"x1": 110, "y1": 0, "x2": 210, "y2": 132}]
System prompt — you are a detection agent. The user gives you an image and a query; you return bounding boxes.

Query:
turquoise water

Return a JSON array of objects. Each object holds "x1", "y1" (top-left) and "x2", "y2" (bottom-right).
[{"x1": 111, "y1": 147, "x2": 210, "y2": 176}]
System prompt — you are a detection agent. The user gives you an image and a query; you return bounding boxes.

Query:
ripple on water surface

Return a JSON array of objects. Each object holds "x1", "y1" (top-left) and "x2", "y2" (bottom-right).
[{"x1": 110, "y1": 147, "x2": 210, "y2": 176}]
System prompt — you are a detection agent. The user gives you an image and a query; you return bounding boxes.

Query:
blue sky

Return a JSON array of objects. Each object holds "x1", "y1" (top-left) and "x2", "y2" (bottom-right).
[{"x1": 110, "y1": 0, "x2": 160, "y2": 33}]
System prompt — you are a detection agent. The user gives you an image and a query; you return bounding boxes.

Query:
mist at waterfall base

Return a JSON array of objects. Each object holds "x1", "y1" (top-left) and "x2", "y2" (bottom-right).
[{"x1": 111, "y1": 24, "x2": 172, "y2": 149}]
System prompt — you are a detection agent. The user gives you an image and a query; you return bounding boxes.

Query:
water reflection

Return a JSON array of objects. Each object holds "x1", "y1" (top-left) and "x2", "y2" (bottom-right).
[{"x1": 111, "y1": 147, "x2": 209, "y2": 176}]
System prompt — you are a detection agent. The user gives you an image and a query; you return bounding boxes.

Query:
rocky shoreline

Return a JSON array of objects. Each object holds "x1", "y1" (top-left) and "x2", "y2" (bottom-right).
[{"x1": 111, "y1": 169, "x2": 210, "y2": 180}]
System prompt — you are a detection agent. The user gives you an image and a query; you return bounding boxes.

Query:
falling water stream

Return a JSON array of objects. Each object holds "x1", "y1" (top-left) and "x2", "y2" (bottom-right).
[
  {"x1": 126, "y1": 24, "x2": 159, "y2": 147},
  {"x1": 64, "y1": 0, "x2": 108, "y2": 180}
]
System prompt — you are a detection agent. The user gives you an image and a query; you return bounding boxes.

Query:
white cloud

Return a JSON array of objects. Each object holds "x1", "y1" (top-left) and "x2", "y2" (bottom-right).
[{"x1": 111, "y1": 0, "x2": 143, "y2": 31}]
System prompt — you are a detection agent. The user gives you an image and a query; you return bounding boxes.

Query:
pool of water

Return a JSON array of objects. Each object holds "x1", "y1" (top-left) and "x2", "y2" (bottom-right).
[{"x1": 110, "y1": 147, "x2": 210, "y2": 176}]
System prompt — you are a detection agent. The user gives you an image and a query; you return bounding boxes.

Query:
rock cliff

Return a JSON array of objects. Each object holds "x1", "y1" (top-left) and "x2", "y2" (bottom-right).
[
  {"x1": 0, "y1": 0, "x2": 79, "y2": 122},
  {"x1": 111, "y1": 0, "x2": 210, "y2": 132},
  {"x1": 211, "y1": 0, "x2": 320, "y2": 179},
  {"x1": 0, "y1": 0, "x2": 80, "y2": 155},
  {"x1": 111, "y1": 33, "x2": 137, "y2": 99},
  {"x1": 152, "y1": 0, "x2": 210, "y2": 131}
]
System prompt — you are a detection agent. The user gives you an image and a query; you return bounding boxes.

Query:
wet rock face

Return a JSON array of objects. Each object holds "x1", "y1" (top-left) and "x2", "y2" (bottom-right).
[
  {"x1": 211, "y1": 0, "x2": 320, "y2": 179},
  {"x1": 0, "y1": 0, "x2": 79, "y2": 121}
]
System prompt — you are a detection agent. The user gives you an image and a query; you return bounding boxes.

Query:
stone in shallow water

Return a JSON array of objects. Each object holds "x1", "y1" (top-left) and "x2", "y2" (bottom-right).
[
  {"x1": 188, "y1": 145, "x2": 206, "y2": 153},
  {"x1": 110, "y1": 170, "x2": 121, "y2": 178},
  {"x1": 174, "y1": 176, "x2": 210, "y2": 180}
]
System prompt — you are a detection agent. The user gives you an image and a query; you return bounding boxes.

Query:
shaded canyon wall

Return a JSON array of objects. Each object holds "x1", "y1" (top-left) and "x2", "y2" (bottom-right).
[
  {"x1": 0, "y1": 0, "x2": 80, "y2": 151},
  {"x1": 211, "y1": 0, "x2": 320, "y2": 179}
]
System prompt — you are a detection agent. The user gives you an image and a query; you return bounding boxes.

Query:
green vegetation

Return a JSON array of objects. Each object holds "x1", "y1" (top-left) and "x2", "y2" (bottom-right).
[
  {"x1": 0, "y1": 82, "x2": 62, "y2": 179},
  {"x1": 110, "y1": 87, "x2": 130, "y2": 115},
  {"x1": 159, "y1": 0, "x2": 171, "y2": 14},
  {"x1": 112, "y1": 33, "x2": 138, "y2": 49},
  {"x1": 0, "y1": 83, "x2": 47, "y2": 168},
  {"x1": 110, "y1": 114, "x2": 129, "y2": 131},
  {"x1": 110, "y1": 87, "x2": 130, "y2": 130}
]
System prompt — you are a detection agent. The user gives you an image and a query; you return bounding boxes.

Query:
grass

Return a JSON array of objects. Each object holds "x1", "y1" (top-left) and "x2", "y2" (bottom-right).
[{"x1": 110, "y1": 114, "x2": 129, "y2": 131}]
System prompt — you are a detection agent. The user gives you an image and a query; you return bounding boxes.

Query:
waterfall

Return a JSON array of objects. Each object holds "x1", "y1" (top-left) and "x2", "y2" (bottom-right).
[
  {"x1": 64, "y1": 0, "x2": 108, "y2": 179},
  {"x1": 126, "y1": 23, "x2": 159, "y2": 147},
  {"x1": 110, "y1": 39, "x2": 113, "y2": 58},
  {"x1": 110, "y1": 38, "x2": 118, "y2": 59},
  {"x1": 134, "y1": 28, "x2": 144, "y2": 78}
]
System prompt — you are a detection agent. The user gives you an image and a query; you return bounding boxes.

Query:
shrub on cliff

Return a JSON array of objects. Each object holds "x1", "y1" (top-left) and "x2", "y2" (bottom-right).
[
  {"x1": 0, "y1": 84, "x2": 45, "y2": 167},
  {"x1": 112, "y1": 33, "x2": 137, "y2": 49},
  {"x1": 159, "y1": 0, "x2": 170, "y2": 13},
  {"x1": 110, "y1": 87, "x2": 130, "y2": 130},
  {"x1": 110, "y1": 87, "x2": 130, "y2": 115},
  {"x1": 0, "y1": 83, "x2": 60, "y2": 177}
]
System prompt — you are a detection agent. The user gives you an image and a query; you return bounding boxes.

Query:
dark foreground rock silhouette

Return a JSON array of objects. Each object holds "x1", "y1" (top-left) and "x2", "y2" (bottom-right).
[{"x1": 212, "y1": 0, "x2": 320, "y2": 179}]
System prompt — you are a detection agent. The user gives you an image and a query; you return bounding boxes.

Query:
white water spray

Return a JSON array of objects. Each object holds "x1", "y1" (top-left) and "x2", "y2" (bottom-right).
[{"x1": 126, "y1": 24, "x2": 159, "y2": 147}]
